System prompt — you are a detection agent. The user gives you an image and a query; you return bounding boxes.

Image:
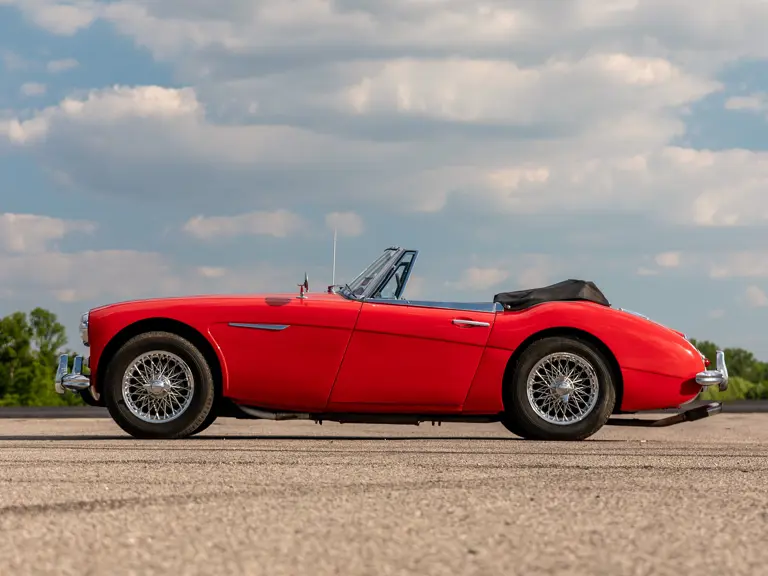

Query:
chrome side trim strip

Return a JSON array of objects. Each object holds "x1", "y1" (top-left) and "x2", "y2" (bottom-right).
[
  {"x1": 228, "y1": 323, "x2": 290, "y2": 331},
  {"x1": 364, "y1": 299, "x2": 501, "y2": 313}
]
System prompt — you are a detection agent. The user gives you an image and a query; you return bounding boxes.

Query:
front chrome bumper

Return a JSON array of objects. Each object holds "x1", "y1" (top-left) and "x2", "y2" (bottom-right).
[
  {"x1": 54, "y1": 354, "x2": 90, "y2": 394},
  {"x1": 695, "y1": 350, "x2": 729, "y2": 392}
]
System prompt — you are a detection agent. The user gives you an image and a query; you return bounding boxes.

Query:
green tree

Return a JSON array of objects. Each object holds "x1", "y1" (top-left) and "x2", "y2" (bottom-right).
[
  {"x1": 690, "y1": 338, "x2": 768, "y2": 400},
  {"x1": 0, "y1": 309, "x2": 83, "y2": 407},
  {"x1": 29, "y1": 307, "x2": 68, "y2": 366},
  {"x1": 0, "y1": 312, "x2": 34, "y2": 402}
]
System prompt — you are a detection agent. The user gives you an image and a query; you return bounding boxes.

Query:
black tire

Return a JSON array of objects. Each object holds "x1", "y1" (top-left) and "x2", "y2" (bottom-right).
[
  {"x1": 103, "y1": 331, "x2": 216, "y2": 439},
  {"x1": 188, "y1": 401, "x2": 220, "y2": 436},
  {"x1": 501, "y1": 336, "x2": 616, "y2": 441},
  {"x1": 498, "y1": 417, "x2": 527, "y2": 439},
  {"x1": 78, "y1": 386, "x2": 105, "y2": 407}
]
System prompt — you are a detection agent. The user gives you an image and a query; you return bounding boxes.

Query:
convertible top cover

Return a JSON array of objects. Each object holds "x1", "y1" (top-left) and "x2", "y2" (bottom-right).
[{"x1": 493, "y1": 279, "x2": 610, "y2": 311}]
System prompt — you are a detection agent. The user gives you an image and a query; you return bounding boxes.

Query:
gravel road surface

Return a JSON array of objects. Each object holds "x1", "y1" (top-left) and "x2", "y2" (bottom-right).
[{"x1": 1, "y1": 414, "x2": 766, "y2": 576}]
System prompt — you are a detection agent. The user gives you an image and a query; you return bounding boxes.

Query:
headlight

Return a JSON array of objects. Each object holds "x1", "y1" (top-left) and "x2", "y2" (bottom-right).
[{"x1": 79, "y1": 312, "x2": 89, "y2": 346}]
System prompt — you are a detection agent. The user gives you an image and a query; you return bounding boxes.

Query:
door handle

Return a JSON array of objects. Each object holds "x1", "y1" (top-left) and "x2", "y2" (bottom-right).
[{"x1": 452, "y1": 319, "x2": 490, "y2": 327}]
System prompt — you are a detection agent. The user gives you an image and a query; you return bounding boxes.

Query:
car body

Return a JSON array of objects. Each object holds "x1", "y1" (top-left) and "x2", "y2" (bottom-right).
[{"x1": 55, "y1": 246, "x2": 728, "y2": 440}]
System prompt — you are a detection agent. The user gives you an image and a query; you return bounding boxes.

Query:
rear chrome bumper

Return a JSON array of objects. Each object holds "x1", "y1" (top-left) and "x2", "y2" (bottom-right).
[
  {"x1": 695, "y1": 350, "x2": 728, "y2": 392},
  {"x1": 54, "y1": 354, "x2": 90, "y2": 394}
]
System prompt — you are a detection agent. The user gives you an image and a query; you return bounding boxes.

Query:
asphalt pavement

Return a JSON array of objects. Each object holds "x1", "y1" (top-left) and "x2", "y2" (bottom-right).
[{"x1": 0, "y1": 414, "x2": 766, "y2": 576}]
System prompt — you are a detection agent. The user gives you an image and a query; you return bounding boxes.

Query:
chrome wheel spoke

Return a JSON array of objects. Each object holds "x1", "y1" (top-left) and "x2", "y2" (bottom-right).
[
  {"x1": 122, "y1": 351, "x2": 195, "y2": 424},
  {"x1": 526, "y1": 352, "x2": 599, "y2": 426}
]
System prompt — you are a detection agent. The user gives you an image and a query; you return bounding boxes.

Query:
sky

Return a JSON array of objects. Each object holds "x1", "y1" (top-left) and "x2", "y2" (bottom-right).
[{"x1": 1, "y1": 0, "x2": 768, "y2": 358}]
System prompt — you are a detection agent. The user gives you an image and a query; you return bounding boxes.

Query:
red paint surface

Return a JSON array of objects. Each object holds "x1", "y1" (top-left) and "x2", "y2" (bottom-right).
[
  {"x1": 88, "y1": 293, "x2": 361, "y2": 411},
  {"x1": 87, "y1": 293, "x2": 706, "y2": 415},
  {"x1": 327, "y1": 302, "x2": 494, "y2": 411},
  {"x1": 480, "y1": 301, "x2": 706, "y2": 411},
  {"x1": 461, "y1": 346, "x2": 511, "y2": 414}
]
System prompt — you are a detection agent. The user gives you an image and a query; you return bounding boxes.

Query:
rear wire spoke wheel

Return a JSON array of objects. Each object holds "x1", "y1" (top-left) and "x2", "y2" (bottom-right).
[
  {"x1": 501, "y1": 336, "x2": 616, "y2": 441},
  {"x1": 103, "y1": 331, "x2": 216, "y2": 439},
  {"x1": 526, "y1": 352, "x2": 599, "y2": 426}
]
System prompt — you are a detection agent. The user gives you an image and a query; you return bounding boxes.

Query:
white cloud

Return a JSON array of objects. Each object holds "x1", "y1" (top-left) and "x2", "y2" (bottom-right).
[
  {"x1": 196, "y1": 266, "x2": 226, "y2": 278},
  {"x1": 1, "y1": 50, "x2": 28, "y2": 71},
  {"x1": 745, "y1": 285, "x2": 768, "y2": 308},
  {"x1": 725, "y1": 93, "x2": 767, "y2": 113},
  {"x1": 325, "y1": 211, "x2": 363, "y2": 237},
  {"x1": 0, "y1": 84, "x2": 411, "y2": 207},
  {"x1": 447, "y1": 267, "x2": 509, "y2": 291},
  {"x1": 70, "y1": 0, "x2": 768, "y2": 69},
  {"x1": 655, "y1": 251, "x2": 681, "y2": 268},
  {"x1": 636, "y1": 267, "x2": 659, "y2": 276},
  {"x1": 54, "y1": 84, "x2": 200, "y2": 122},
  {"x1": 517, "y1": 265, "x2": 551, "y2": 289},
  {"x1": 0, "y1": 116, "x2": 49, "y2": 145},
  {"x1": 47, "y1": 58, "x2": 79, "y2": 73},
  {"x1": 20, "y1": 82, "x2": 47, "y2": 97},
  {"x1": 338, "y1": 55, "x2": 717, "y2": 125},
  {"x1": 0, "y1": 85, "x2": 201, "y2": 146},
  {"x1": 402, "y1": 274, "x2": 425, "y2": 299},
  {"x1": 0, "y1": 211, "x2": 307, "y2": 304},
  {"x1": 709, "y1": 252, "x2": 768, "y2": 279},
  {"x1": 182, "y1": 209, "x2": 305, "y2": 240},
  {"x1": 0, "y1": 213, "x2": 95, "y2": 254},
  {"x1": 1, "y1": 0, "x2": 97, "y2": 36},
  {"x1": 444, "y1": 254, "x2": 560, "y2": 294},
  {"x1": 631, "y1": 250, "x2": 768, "y2": 282},
  {"x1": 0, "y1": 248, "x2": 301, "y2": 304},
  {"x1": 3, "y1": 68, "x2": 762, "y2": 225}
]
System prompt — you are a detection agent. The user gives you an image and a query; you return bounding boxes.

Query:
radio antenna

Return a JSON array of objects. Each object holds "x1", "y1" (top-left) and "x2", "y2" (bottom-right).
[{"x1": 332, "y1": 227, "x2": 337, "y2": 286}]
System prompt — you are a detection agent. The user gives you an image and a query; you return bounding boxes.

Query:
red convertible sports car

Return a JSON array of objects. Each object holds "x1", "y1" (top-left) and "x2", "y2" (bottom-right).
[{"x1": 55, "y1": 246, "x2": 728, "y2": 441}]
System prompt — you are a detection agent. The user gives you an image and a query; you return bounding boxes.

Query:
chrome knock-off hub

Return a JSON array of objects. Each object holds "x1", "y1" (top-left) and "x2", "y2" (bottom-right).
[
  {"x1": 146, "y1": 376, "x2": 172, "y2": 398},
  {"x1": 551, "y1": 376, "x2": 575, "y2": 402}
]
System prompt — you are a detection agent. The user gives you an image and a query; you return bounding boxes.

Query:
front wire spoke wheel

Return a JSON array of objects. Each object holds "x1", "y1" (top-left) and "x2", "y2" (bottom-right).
[
  {"x1": 122, "y1": 351, "x2": 195, "y2": 424},
  {"x1": 526, "y1": 352, "x2": 599, "y2": 426}
]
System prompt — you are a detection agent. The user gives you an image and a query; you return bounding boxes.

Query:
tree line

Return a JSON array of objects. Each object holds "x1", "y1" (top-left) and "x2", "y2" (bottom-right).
[
  {"x1": 691, "y1": 339, "x2": 768, "y2": 401},
  {"x1": 0, "y1": 308, "x2": 84, "y2": 406},
  {"x1": 0, "y1": 308, "x2": 766, "y2": 406}
]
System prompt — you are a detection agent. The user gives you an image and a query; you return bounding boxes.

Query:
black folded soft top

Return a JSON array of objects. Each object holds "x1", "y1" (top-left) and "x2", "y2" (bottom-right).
[{"x1": 493, "y1": 279, "x2": 610, "y2": 311}]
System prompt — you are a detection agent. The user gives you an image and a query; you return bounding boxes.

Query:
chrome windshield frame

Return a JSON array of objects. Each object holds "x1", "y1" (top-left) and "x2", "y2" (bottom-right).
[
  {"x1": 338, "y1": 247, "x2": 419, "y2": 302},
  {"x1": 366, "y1": 249, "x2": 419, "y2": 301}
]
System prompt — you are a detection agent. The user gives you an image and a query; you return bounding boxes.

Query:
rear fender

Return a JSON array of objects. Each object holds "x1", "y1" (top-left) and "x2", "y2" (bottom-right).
[
  {"x1": 473, "y1": 302, "x2": 704, "y2": 413},
  {"x1": 487, "y1": 301, "x2": 703, "y2": 378}
]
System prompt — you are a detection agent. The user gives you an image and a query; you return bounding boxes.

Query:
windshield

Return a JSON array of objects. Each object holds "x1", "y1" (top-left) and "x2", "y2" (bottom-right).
[{"x1": 342, "y1": 248, "x2": 401, "y2": 299}]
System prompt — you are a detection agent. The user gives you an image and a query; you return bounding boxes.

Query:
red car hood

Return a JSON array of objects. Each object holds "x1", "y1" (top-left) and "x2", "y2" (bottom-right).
[{"x1": 90, "y1": 292, "x2": 345, "y2": 315}]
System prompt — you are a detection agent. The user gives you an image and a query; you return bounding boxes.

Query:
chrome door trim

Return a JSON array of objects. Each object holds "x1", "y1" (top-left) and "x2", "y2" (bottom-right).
[
  {"x1": 228, "y1": 323, "x2": 290, "y2": 331},
  {"x1": 451, "y1": 319, "x2": 491, "y2": 327}
]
